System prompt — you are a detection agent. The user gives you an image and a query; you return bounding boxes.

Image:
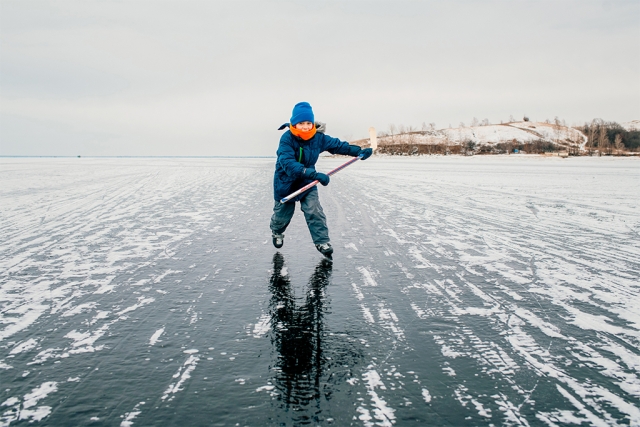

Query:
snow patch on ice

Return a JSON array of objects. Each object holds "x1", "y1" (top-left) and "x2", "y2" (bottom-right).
[
  {"x1": 10, "y1": 338, "x2": 38, "y2": 355},
  {"x1": 362, "y1": 368, "x2": 396, "y2": 426},
  {"x1": 361, "y1": 305, "x2": 375, "y2": 324},
  {"x1": 252, "y1": 314, "x2": 270, "y2": 338},
  {"x1": 352, "y1": 283, "x2": 365, "y2": 300},
  {"x1": 149, "y1": 327, "x2": 164, "y2": 345},
  {"x1": 162, "y1": 355, "x2": 199, "y2": 401},
  {"x1": 358, "y1": 267, "x2": 379, "y2": 287},
  {"x1": 23, "y1": 382, "x2": 57, "y2": 409},
  {"x1": 1, "y1": 381, "x2": 59, "y2": 424},
  {"x1": 64, "y1": 325, "x2": 109, "y2": 354},
  {"x1": 422, "y1": 388, "x2": 432, "y2": 403},
  {"x1": 410, "y1": 303, "x2": 427, "y2": 319},
  {"x1": 356, "y1": 406, "x2": 373, "y2": 427},
  {"x1": 153, "y1": 269, "x2": 181, "y2": 284},
  {"x1": 120, "y1": 401, "x2": 145, "y2": 427},
  {"x1": 61, "y1": 302, "x2": 98, "y2": 317},
  {"x1": 117, "y1": 296, "x2": 155, "y2": 317},
  {"x1": 344, "y1": 242, "x2": 358, "y2": 251},
  {"x1": 378, "y1": 304, "x2": 404, "y2": 340}
]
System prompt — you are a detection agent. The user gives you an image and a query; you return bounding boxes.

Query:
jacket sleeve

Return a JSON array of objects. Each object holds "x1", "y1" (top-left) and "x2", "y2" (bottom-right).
[
  {"x1": 321, "y1": 134, "x2": 362, "y2": 157},
  {"x1": 276, "y1": 133, "x2": 305, "y2": 178}
]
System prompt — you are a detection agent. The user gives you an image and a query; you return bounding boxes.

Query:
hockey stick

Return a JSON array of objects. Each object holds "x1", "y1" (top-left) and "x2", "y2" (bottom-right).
[{"x1": 280, "y1": 154, "x2": 363, "y2": 203}]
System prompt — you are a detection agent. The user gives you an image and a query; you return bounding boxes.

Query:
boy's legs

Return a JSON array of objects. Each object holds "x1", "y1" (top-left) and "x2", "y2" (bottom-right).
[
  {"x1": 270, "y1": 200, "x2": 295, "y2": 235},
  {"x1": 300, "y1": 190, "x2": 329, "y2": 245}
]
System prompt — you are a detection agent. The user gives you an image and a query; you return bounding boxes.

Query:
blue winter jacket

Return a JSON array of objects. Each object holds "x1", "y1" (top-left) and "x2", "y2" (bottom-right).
[{"x1": 273, "y1": 129, "x2": 361, "y2": 202}]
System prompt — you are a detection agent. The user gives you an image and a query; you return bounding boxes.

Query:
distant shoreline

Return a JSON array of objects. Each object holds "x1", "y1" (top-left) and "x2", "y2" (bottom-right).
[{"x1": 1, "y1": 154, "x2": 638, "y2": 160}]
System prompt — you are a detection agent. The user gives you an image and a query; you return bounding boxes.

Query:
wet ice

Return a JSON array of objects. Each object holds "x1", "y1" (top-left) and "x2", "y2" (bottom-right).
[{"x1": 1, "y1": 156, "x2": 639, "y2": 426}]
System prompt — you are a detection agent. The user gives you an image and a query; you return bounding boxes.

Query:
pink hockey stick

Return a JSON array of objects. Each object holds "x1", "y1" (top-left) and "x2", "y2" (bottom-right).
[{"x1": 280, "y1": 154, "x2": 363, "y2": 203}]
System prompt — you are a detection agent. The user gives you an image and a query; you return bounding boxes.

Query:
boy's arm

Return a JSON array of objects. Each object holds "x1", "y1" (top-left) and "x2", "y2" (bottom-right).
[{"x1": 322, "y1": 134, "x2": 365, "y2": 157}]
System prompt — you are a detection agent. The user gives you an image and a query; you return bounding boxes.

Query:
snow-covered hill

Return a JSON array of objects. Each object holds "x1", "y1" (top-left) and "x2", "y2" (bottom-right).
[
  {"x1": 359, "y1": 122, "x2": 587, "y2": 148},
  {"x1": 620, "y1": 120, "x2": 640, "y2": 131}
]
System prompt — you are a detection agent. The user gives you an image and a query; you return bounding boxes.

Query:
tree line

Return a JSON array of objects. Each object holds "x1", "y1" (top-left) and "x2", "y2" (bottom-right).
[{"x1": 580, "y1": 119, "x2": 639, "y2": 155}]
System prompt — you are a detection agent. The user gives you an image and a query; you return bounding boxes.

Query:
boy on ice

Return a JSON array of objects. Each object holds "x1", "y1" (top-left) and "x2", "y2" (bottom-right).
[{"x1": 270, "y1": 102, "x2": 372, "y2": 259}]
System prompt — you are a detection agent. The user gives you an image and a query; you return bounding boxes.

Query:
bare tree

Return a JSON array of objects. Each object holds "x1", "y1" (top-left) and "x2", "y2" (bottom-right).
[
  {"x1": 407, "y1": 131, "x2": 417, "y2": 145},
  {"x1": 587, "y1": 121, "x2": 597, "y2": 155},
  {"x1": 598, "y1": 126, "x2": 609, "y2": 156},
  {"x1": 471, "y1": 117, "x2": 479, "y2": 127},
  {"x1": 568, "y1": 129, "x2": 582, "y2": 156},
  {"x1": 443, "y1": 131, "x2": 452, "y2": 148},
  {"x1": 509, "y1": 114, "x2": 515, "y2": 122},
  {"x1": 614, "y1": 134, "x2": 624, "y2": 155}
]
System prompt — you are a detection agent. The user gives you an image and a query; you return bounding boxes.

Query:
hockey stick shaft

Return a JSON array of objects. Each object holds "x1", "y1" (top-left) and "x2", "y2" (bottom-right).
[{"x1": 280, "y1": 154, "x2": 363, "y2": 203}]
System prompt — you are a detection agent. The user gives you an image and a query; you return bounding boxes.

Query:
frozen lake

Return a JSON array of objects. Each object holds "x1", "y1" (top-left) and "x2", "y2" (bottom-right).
[{"x1": 1, "y1": 156, "x2": 639, "y2": 426}]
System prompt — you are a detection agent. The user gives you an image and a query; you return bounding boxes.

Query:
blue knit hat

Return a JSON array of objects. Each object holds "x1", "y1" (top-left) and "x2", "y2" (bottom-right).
[{"x1": 290, "y1": 102, "x2": 314, "y2": 125}]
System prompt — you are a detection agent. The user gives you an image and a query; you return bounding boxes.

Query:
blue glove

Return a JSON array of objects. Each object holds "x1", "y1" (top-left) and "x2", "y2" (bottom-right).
[
  {"x1": 302, "y1": 167, "x2": 317, "y2": 179},
  {"x1": 359, "y1": 148, "x2": 373, "y2": 160},
  {"x1": 303, "y1": 167, "x2": 330, "y2": 186},
  {"x1": 315, "y1": 172, "x2": 330, "y2": 186}
]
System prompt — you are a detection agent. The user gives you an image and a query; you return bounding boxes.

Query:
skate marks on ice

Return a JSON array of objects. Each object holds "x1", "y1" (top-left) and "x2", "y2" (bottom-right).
[{"x1": 328, "y1": 157, "x2": 640, "y2": 426}]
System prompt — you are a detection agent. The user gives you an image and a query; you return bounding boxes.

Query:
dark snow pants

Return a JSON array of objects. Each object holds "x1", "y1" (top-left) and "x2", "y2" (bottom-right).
[{"x1": 270, "y1": 189, "x2": 329, "y2": 245}]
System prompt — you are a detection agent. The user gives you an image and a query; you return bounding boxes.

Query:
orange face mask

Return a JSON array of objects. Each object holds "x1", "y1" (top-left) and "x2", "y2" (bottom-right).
[{"x1": 290, "y1": 124, "x2": 317, "y2": 141}]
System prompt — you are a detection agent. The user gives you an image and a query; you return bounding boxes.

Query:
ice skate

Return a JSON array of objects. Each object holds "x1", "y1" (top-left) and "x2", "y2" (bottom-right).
[
  {"x1": 272, "y1": 233, "x2": 284, "y2": 248},
  {"x1": 315, "y1": 242, "x2": 333, "y2": 260}
]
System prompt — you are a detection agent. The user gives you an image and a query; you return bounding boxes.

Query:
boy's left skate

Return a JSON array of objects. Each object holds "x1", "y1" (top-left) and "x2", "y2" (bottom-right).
[{"x1": 272, "y1": 233, "x2": 284, "y2": 248}]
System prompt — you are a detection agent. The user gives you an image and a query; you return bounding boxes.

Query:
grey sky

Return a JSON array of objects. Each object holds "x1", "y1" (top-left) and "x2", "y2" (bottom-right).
[{"x1": 1, "y1": 0, "x2": 639, "y2": 156}]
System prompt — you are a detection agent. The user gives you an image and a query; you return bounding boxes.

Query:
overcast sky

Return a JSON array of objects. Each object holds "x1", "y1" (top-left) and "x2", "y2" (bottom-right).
[{"x1": 1, "y1": 0, "x2": 639, "y2": 156}]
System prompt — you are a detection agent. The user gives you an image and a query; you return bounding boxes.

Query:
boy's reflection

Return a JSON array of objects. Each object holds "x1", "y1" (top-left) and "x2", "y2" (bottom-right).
[{"x1": 268, "y1": 252, "x2": 332, "y2": 409}]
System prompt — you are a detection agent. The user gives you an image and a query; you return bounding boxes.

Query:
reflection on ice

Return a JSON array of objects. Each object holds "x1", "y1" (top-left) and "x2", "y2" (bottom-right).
[{"x1": 268, "y1": 253, "x2": 332, "y2": 415}]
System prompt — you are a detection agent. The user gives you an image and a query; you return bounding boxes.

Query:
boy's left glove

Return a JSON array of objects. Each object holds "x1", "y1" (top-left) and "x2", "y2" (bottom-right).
[
  {"x1": 358, "y1": 148, "x2": 373, "y2": 160},
  {"x1": 303, "y1": 167, "x2": 330, "y2": 186},
  {"x1": 315, "y1": 172, "x2": 330, "y2": 186}
]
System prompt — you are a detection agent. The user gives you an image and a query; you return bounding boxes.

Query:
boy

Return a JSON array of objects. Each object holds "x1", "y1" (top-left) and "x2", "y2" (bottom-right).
[{"x1": 270, "y1": 102, "x2": 372, "y2": 258}]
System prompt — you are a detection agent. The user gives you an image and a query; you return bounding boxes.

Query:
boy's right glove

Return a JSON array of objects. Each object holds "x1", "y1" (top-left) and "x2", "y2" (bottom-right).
[{"x1": 303, "y1": 167, "x2": 330, "y2": 186}]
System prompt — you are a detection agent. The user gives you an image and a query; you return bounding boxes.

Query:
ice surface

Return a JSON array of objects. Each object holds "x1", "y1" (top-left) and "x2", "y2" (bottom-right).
[{"x1": 0, "y1": 156, "x2": 639, "y2": 426}]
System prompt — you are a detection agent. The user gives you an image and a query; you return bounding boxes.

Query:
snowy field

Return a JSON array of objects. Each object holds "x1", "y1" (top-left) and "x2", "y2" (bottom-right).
[{"x1": 1, "y1": 156, "x2": 639, "y2": 426}]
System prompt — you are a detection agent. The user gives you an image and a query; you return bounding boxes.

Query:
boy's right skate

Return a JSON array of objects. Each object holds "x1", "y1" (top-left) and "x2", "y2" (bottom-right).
[{"x1": 315, "y1": 243, "x2": 333, "y2": 260}]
